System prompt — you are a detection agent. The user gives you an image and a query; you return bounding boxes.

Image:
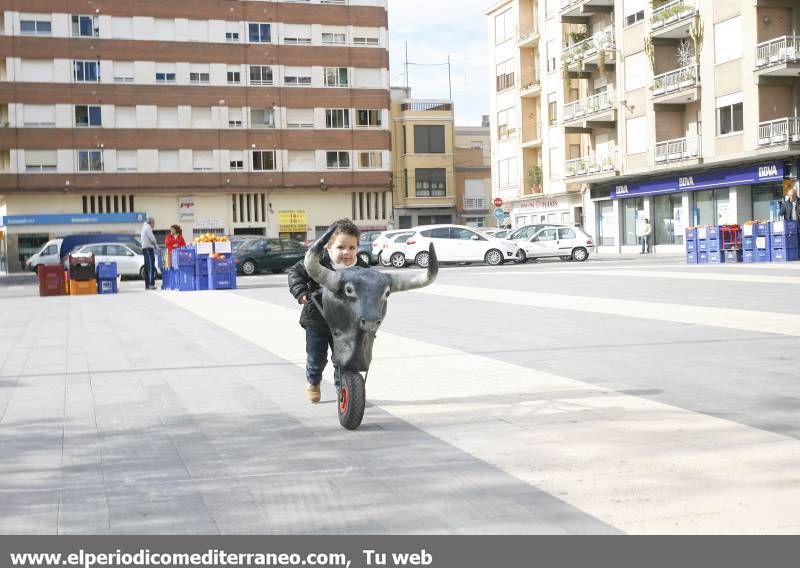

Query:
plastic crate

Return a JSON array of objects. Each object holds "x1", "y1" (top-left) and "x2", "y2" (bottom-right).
[
  {"x1": 686, "y1": 250, "x2": 698, "y2": 264},
  {"x1": 686, "y1": 227, "x2": 698, "y2": 241},
  {"x1": 707, "y1": 250, "x2": 725, "y2": 264},
  {"x1": 213, "y1": 241, "x2": 233, "y2": 256},
  {"x1": 208, "y1": 257, "x2": 236, "y2": 274},
  {"x1": 755, "y1": 235, "x2": 772, "y2": 250},
  {"x1": 68, "y1": 253, "x2": 96, "y2": 280},
  {"x1": 37, "y1": 265, "x2": 66, "y2": 297},
  {"x1": 706, "y1": 239, "x2": 721, "y2": 252},
  {"x1": 743, "y1": 250, "x2": 756, "y2": 263},
  {"x1": 96, "y1": 262, "x2": 118, "y2": 279},
  {"x1": 697, "y1": 240, "x2": 709, "y2": 252},
  {"x1": 771, "y1": 220, "x2": 798, "y2": 236},
  {"x1": 754, "y1": 223, "x2": 769, "y2": 237},
  {"x1": 719, "y1": 225, "x2": 742, "y2": 250},
  {"x1": 742, "y1": 236, "x2": 755, "y2": 250},
  {"x1": 69, "y1": 279, "x2": 97, "y2": 295},
  {"x1": 97, "y1": 278, "x2": 118, "y2": 294},
  {"x1": 706, "y1": 226, "x2": 721, "y2": 240},
  {"x1": 755, "y1": 248, "x2": 771, "y2": 262},
  {"x1": 686, "y1": 239, "x2": 697, "y2": 252},
  {"x1": 771, "y1": 248, "x2": 800, "y2": 262},
  {"x1": 770, "y1": 233, "x2": 799, "y2": 250},
  {"x1": 195, "y1": 275, "x2": 209, "y2": 291},
  {"x1": 195, "y1": 259, "x2": 209, "y2": 276},
  {"x1": 177, "y1": 266, "x2": 196, "y2": 291},
  {"x1": 174, "y1": 248, "x2": 196, "y2": 267},
  {"x1": 209, "y1": 270, "x2": 237, "y2": 290},
  {"x1": 697, "y1": 251, "x2": 709, "y2": 264},
  {"x1": 724, "y1": 250, "x2": 742, "y2": 263}
]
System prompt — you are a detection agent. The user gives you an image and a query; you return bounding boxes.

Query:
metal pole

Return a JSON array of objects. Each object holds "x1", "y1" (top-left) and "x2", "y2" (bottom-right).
[
  {"x1": 405, "y1": 42, "x2": 409, "y2": 90},
  {"x1": 447, "y1": 54, "x2": 452, "y2": 100}
]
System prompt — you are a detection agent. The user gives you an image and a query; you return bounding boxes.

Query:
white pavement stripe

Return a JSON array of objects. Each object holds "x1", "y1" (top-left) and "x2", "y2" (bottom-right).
[
  {"x1": 159, "y1": 291, "x2": 800, "y2": 533},
  {"x1": 414, "y1": 284, "x2": 800, "y2": 337},
  {"x1": 526, "y1": 269, "x2": 800, "y2": 285}
]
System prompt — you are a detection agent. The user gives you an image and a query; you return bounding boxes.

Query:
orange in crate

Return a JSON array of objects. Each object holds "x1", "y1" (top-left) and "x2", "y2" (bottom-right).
[{"x1": 69, "y1": 279, "x2": 97, "y2": 296}]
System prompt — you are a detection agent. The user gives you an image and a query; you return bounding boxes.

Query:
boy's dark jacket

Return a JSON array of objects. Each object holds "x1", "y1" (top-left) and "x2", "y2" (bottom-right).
[{"x1": 288, "y1": 250, "x2": 370, "y2": 329}]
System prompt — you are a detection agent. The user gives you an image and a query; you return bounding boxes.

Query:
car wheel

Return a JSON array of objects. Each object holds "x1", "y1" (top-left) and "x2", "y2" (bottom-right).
[
  {"x1": 485, "y1": 249, "x2": 504, "y2": 266},
  {"x1": 560, "y1": 255, "x2": 572, "y2": 262},
  {"x1": 241, "y1": 260, "x2": 257, "y2": 276},
  {"x1": 572, "y1": 247, "x2": 589, "y2": 262},
  {"x1": 515, "y1": 250, "x2": 527, "y2": 264},
  {"x1": 379, "y1": 252, "x2": 392, "y2": 267},
  {"x1": 390, "y1": 252, "x2": 406, "y2": 268},
  {"x1": 139, "y1": 266, "x2": 147, "y2": 280},
  {"x1": 358, "y1": 252, "x2": 370, "y2": 265},
  {"x1": 415, "y1": 251, "x2": 430, "y2": 268}
]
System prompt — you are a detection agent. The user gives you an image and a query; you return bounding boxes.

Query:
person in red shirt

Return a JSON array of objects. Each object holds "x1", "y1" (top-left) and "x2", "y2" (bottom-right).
[{"x1": 165, "y1": 224, "x2": 186, "y2": 252}]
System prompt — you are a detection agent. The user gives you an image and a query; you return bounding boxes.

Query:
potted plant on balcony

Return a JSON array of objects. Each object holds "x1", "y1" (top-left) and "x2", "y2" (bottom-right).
[
  {"x1": 601, "y1": 157, "x2": 615, "y2": 171},
  {"x1": 652, "y1": 76, "x2": 666, "y2": 96},
  {"x1": 527, "y1": 165, "x2": 543, "y2": 192},
  {"x1": 588, "y1": 159, "x2": 600, "y2": 174},
  {"x1": 576, "y1": 161, "x2": 588, "y2": 175}
]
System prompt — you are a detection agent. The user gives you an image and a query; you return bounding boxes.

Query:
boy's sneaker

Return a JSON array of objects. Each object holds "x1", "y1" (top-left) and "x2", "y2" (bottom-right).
[{"x1": 306, "y1": 383, "x2": 321, "y2": 403}]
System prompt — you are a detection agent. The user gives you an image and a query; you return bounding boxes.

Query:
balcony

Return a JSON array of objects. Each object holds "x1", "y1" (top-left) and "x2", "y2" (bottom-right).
[
  {"x1": 463, "y1": 197, "x2": 490, "y2": 211},
  {"x1": 561, "y1": 27, "x2": 615, "y2": 72},
  {"x1": 517, "y1": 25, "x2": 540, "y2": 47},
  {"x1": 400, "y1": 102, "x2": 453, "y2": 112},
  {"x1": 650, "y1": 0, "x2": 697, "y2": 39},
  {"x1": 651, "y1": 65, "x2": 699, "y2": 105},
  {"x1": 560, "y1": 0, "x2": 614, "y2": 20},
  {"x1": 496, "y1": 72, "x2": 515, "y2": 93},
  {"x1": 562, "y1": 89, "x2": 615, "y2": 128},
  {"x1": 755, "y1": 36, "x2": 800, "y2": 77},
  {"x1": 564, "y1": 151, "x2": 616, "y2": 180},
  {"x1": 521, "y1": 121, "x2": 542, "y2": 148},
  {"x1": 654, "y1": 136, "x2": 701, "y2": 165},
  {"x1": 757, "y1": 118, "x2": 800, "y2": 148},
  {"x1": 519, "y1": 71, "x2": 542, "y2": 97}
]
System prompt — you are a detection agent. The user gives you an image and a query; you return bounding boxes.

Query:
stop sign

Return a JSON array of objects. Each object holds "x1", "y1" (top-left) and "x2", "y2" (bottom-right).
[{"x1": 493, "y1": 197, "x2": 503, "y2": 207}]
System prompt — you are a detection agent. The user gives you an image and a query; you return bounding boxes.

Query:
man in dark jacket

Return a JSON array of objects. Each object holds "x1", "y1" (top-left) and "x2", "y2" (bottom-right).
[
  {"x1": 779, "y1": 188, "x2": 800, "y2": 222},
  {"x1": 288, "y1": 219, "x2": 369, "y2": 402}
]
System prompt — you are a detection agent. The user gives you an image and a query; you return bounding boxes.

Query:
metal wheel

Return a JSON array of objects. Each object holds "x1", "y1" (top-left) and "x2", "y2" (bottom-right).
[
  {"x1": 415, "y1": 251, "x2": 430, "y2": 268},
  {"x1": 485, "y1": 249, "x2": 504, "y2": 266},
  {"x1": 358, "y1": 252, "x2": 370, "y2": 265},
  {"x1": 379, "y1": 252, "x2": 392, "y2": 267},
  {"x1": 390, "y1": 252, "x2": 407, "y2": 268},
  {"x1": 241, "y1": 260, "x2": 257, "y2": 275},
  {"x1": 572, "y1": 247, "x2": 589, "y2": 262}
]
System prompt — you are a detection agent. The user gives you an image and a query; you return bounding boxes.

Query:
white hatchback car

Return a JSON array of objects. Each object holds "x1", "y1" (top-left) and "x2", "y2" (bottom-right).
[
  {"x1": 66, "y1": 242, "x2": 158, "y2": 278},
  {"x1": 383, "y1": 231, "x2": 416, "y2": 268},
  {"x1": 517, "y1": 226, "x2": 594, "y2": 262},
  {"x1": 373, "y1": 230, "x2": 414, "y2": 266},
  {"x1": 403, "y1": 224, "x2": 519, "y2": 267}
]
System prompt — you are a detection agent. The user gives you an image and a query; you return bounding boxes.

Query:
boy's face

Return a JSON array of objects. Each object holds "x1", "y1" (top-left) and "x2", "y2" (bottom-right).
[{"x1": 326, "y1": 233, "x2": 358, "y2": 266}]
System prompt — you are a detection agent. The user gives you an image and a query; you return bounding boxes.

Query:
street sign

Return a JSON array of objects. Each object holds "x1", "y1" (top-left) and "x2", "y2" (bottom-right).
[
  {"x1": 494, "y1": 208, "x2": 505, "y2": 219},
  {"x1": 493, "y1": 197, "x2": 504, "y2": 207}
]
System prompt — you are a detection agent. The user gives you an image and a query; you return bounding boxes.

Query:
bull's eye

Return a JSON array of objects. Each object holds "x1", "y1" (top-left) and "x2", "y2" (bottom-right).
[
  {"x1": 344, "y1": 284, "x2": 357, "y2": 298},
  {"x1": 384, "y1": 290, "x2": 390, "y2": 299}
]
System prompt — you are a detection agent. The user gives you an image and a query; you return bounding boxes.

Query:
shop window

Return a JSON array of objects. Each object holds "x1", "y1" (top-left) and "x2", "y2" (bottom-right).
[
  {"x1": 596, "y1": 200, "x2": 615, "y2": 246},
  {"x1": 622, "y1": 197, "x2": 644, "y2": 245},
  {"x1": 752, "y1": 184, "x2": 783, "y2": 222},
  {"x1": 693, "y1": 188, "x2": 730, "y2": 226},
  {"x1": 654, "y1": 193, "x2": 684, "y2": 245}
]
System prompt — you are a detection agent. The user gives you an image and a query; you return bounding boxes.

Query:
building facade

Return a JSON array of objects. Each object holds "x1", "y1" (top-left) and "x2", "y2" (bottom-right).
[
  {"x1": 0, "y1": 0, "x2": 391, "y2": 272},
  {"x1": 487, "y1": 0, "x2": 800, "y2": 254},
  {"x1": 454, "y1": 122, "x2": 493, "y2": 228}
]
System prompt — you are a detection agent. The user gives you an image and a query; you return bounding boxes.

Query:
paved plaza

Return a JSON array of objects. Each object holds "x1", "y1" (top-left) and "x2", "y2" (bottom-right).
[{"x1": 1, "y1": 257, "x2": 800, "y2": 534}]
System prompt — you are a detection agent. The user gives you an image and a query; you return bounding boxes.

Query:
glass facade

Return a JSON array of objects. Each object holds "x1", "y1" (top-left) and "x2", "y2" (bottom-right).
[
  {"x1": 654, "y1": 193, "x2": 684, "y2": 245},
  {"x1": 752, "y1": 183, "x2": 783, "y2": 221},
  {"x1": 596, "y1": 200, "x2": 615, "y2": 246},
  {"x1": 622, "y1": 197, "x2": 644, "y2": 245},
  {"x1": 693, "y1": 188, "x2": 729, "y2": 226}
]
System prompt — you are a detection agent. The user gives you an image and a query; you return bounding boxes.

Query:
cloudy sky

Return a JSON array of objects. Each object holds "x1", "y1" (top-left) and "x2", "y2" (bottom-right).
[{"x1": 387, "y1": 0, "x2": 490, "y2": 126}]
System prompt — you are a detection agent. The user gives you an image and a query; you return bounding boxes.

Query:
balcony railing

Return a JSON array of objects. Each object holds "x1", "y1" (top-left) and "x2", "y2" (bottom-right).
[
  {"x1": 463, "y1": 197, "x2": 490, "y2": 210},
  {"x1": 654, "y1": 136, "x2": 701, "y2": 164},
  {"x1": 757, "y1": 118, "x2": 800, "y2": 147},
  {"x1": 652, "y1": 65, "x2": 698, "y2": 96},
  {"x1": 496, "y1": 72, "x2": 515, "y2": 92},
  {"x1": 400, "y1": 102, "x2": 453, "y2": 112},
  {"x1": 651, "y1": 0, "x2": 696, "y2": 32},
  {"x1": 519, "y1": 71, "x2": 541, "y2": 94},
  {"x1": 517, "y1": 25, "x2": 539, "y2": 44},
  {"x1": 564, "y1": 152, "x2": 616, "y2": 178},
  {"x1": 755, "y1": 36, "x2": 800, "y2": 70},
  {"x1": 563, "y1": 89, "x2": 614, "y2": 122},
  {"x1": 562, "y1": 27, "x2": 614, "y2": 66}
]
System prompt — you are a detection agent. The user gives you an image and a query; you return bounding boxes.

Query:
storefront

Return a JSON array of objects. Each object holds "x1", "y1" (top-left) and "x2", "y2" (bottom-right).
[
  {"x1": 589, "y1": 159, "x2": 796, "y2": 254},
  {"x1": 509, "y1": 192, "x2": 584, "y2": 230}
]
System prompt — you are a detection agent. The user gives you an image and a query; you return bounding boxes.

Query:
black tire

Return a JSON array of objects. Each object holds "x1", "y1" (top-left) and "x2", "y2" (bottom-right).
[
  {"x1": 241, "y1": 259, "x2": 257, "y2": 276},
  {"x1": 270, "y1": 268, "x2": 284, "y2": 274},
  {"x1": 390, "y1": 252, "x2": 406, "y2": 268},
  {"x1": 572, "y1": 247, "x2": 589, "y2": 262},
  {"x1": 415, "y1": 251, "x2": 430, "y2": 268},
  {"x1": 139, "y1": 266, "x2": 147, "y2": 280},
  {"x1": 560, "y1": 255, "x2": 572, "y2": 261},
  {"x1": 485, "y1": 249, "x2": 504, "y2": 266},
  {"x1": 379, "y1": 252, "x2": 391, "y2": 267},
  {"x1": 338, "y1": 371, "x2": 365, "y2": 430},
  {"x1": 358, "y1": 252, "x2": 370, "y2": 265},
  {"x1": 516, "y1": 250, "x2": 527, "y2": 264}
]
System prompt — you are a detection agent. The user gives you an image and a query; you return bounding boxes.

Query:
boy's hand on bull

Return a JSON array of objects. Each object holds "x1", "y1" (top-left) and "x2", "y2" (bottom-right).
[{"x1": 298, "y1": 294, "x2": 310, "y2": 305}]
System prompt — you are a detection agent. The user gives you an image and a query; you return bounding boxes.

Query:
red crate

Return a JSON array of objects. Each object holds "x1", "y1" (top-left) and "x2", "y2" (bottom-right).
[
  {"x1": 719, "y1": 225, "x2": 742, "y2": 251},
  {"x1": 37, "y1": 265, "x2": 66, "y2": 297}
]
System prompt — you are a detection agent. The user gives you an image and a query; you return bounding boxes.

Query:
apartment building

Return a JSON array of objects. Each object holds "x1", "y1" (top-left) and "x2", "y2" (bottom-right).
[
  {"x1": 454, "y1": 121, "x2": 493, "y2": 228},
  {"x1": 487, "y1": 0, "x2": 800, "y2": 254},
  {"x1": 0, "y1": 0, "x2": 391, "y2": 272}
]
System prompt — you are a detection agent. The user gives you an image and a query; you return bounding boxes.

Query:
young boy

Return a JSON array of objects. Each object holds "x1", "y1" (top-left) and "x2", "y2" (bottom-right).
[{"x1": 288, "y1": 219, "x2": 370, "y2": 403}]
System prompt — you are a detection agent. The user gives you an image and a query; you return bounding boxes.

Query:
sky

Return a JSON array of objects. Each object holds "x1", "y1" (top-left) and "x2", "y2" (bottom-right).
[{"x1": 387, "y1": 0, "x2": 490, "y2": 126}]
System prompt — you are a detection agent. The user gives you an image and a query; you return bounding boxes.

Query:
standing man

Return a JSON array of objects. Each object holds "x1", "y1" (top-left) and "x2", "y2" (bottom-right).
[
  {"x1": 141, "y1": 217, "x2": 157, "y2": 290},
  {"x1": 779, "y1": 188, "x2": 800, "y2": 222},
  {"x1": 640, "y1": 218, "x2": 652, "y2": 254}
]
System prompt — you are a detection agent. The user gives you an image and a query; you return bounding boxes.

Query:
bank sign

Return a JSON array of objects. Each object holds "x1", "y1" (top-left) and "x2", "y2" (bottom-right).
[
  {"x1": 1, "y1": 212, "x2": 146, "y2": 226},
  {"x1": 611, "y1": 161, "x2": 784, "y2": 199}
]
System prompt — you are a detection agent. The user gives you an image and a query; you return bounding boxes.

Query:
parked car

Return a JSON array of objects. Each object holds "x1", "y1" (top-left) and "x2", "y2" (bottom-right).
[
  {"x1": 383, "y1": 232, "x2": 416, "y2": 268},
  {"x1": 516, "y1": 226, "x2": 594, "y2": 262},
  {"x1": 357, "y1": 231, "x2": 383, "y2": 265},
  {"x1": 235, "y1": 238, "x2": 307, "y2": 275},
  {"x1": 26, "y1": 233, "x2": 141, "y2": 272},
  {"x1": 65, "y1": 242, "x2": 159, "y2": 279},
  {"x1": 492, "y1": 229, "x2": 511, "y2": 239},
  {"x1": 507, "y1": 223, "x2": 570, "y2": 241},
  {"x1": 480, "y1": 228, "x2": 503, "y2": 237},
  {"x1": 402, "y1": 224, "x2": 519, "y2": 267},
  {"x1": 373, "y1": 230, "x2": 415, "y2": 266}
]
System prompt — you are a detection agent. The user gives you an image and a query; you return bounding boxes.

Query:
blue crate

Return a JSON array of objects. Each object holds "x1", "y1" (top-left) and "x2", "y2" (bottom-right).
[
  {"x1": 686, "y1": 239, "x2": 697, "y2": 252},
  {"x1": 174, "y1": 247, "x2": 196, "y2": 267},
  {"x1": 209, "y1": 270, "x2": 237, "y2": 290},
  {"x1": 697, "y1": 240, "x2": 709, "y2": 252},
  {"x1": 707, "y1": 250, "x2": 725, "y2": 264},
  {"x1": 771, "y1": 248, "x2": 800, "y2": 262},
  {"x1": 686, "y1": 227, "x2": 698, "y2": 241},
  {"x1": 755, "y1": 248, "x2": 771, "y2": 262},
  {"x1": 686, "y1": 250, "x2": 698, "y2": 264},
  {"x1": 752, "y1": 233, "x2": 772, "y2": 251},
  {"x1": 195, "y1": 275, "x2": 209, "y2": 291},
  {"x1": 96, "y1": 262, "x2": 117, "y2": 279},
  {"x1": 742, "y1": 236, "x2": 755, "y2": 250},
  {"x1": 706, "y1": 239, "x2": 721, "y2": 252},
  {"x1": 177, "y1": 266, "x2": 196, "y2": 291},
  {"x1": 160, "y1": 267, "x2": 171, "y2": 290},
  {"x1": 724, "y1": 250, "x2": 742, "y2": 263},
  {"x1": 697, "y1": 251, "x2": 709, "y2": 264},
  {"x1": 97, "y1": 278, "x2": 118, "y2": 294},
  {"x1": 770, "y1": 233, "x2": 799, "y2": 249},
  {"x1": 754, "y1": 223, "x2": 769, "y2": 237},
  {"x1": 706, "y1": 226, "x2": 721, "y2": 240},
  {"x1": 771, "y1": 220, "x2": 798, "y2": 236},
  {"x1": 742, "y1": 250, "x2": 756, "y2": 263},
  {"x1": 208, "y1": 257, "x2": 236, "y2": 274},
  {"x1": 195, "y1": 259, "x2": 209, "y2": 276}
]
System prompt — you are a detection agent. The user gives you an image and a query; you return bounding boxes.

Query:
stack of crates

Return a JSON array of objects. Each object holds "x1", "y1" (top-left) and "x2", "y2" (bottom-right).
[
  {"x1": 705, "y1": 225, "x2": 725, "y2": 264},
  {"x1": 37, "y1": 265, "x2": 66, "y2": 297},
  {"x1": 770, "y1": 220, "x2": 799, "y2": 262},
  {"x1": 172, "y1": 246, "x2": 197, "y2": 291},
  {"x1": 685, "y1": 227, "x2": 698, "y2": 264},
  {"x1": 720, "y1": 225, "x2": 743, "y2": 263},
  {"x1": 742, "y1": 223, "x2": 771, "y2": 263},
  {"x1": 208, "y1": 256, "x2": 237, "y2": 290},
  {"x1": 194, "y1": 242, "x2": 213, "y2": 291},
  {"x1": 695, "y1": 226, "x2": 711, "y2": 264},
  {"x1": 96, "y1": 262, "x2": 118, "y2": 294},
  {"x1": 68, "y1": 253, "x2": 97, "y2": 295}
]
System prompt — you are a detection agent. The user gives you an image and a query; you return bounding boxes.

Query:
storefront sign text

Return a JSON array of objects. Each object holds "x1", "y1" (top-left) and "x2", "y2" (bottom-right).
[
  {"x1": 279, "y1": 210, "x2": 308, "y2": 232},
  {"x1": 2, "y1": 213, "x2": 146, "y2": 226}
]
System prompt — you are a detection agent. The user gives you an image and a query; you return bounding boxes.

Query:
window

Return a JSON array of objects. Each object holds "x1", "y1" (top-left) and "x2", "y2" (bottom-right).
[
  {"x1": 714, "y1": 17, "x2": 742, "y2": 64},
  {"x1": 73, "y1": 61, "x2": 100, "y2": 82},
  {"x1": 625, "y1": 52, "x2": 647, "y2": 91},
  {"x1": 326, "y1": 151, "x2": 350, "y2": 169},
  {"x1": 190, "y1": 69, "x2": 210, "y2": 84},
  {"x1": 190, "y1": 107, "x2": 212, "y2": 129},
  {"x1": 622, "y1": 197, "x2": 645, "y2": 245},
  {"x1": 325, "y1": 109, "x2": 350, "y2": 129},
  {"x1": 22, "y1": 105, "x2": 56, "y2": 127},
  {"x1": 453, "y1": 227, "x2": 484, "y2": 240},
  {"x1": 546, "y1": 40, "x2": 557, "y2": 73},
  {"x1": 415, "y1": 168, "x2": 446, "y2": 197},
  {"x1": 353, "y1": 68, "x2": 382, "y2": 89},
  {"x1": 717, "y1": 93, "x2": 743, "y2": 136},
  {"x1": 75, "y1": 105, "x2": 101, "y2": 127},
  {"x1": 159, "y1": 150, "x2": 178, "y2": 171},
  {"x1": 156, "y1": 63, "x2": 176, "y2": 83},
  {"x1": 117, "y1": 150, "x2": 137, "y2": 171},
  {"x1": 495, "y1": 59, "x2": 514, "y2": 92},
  {"x1": 624, "y1": 0, "x2": 645, "y2": 27},
  {"x1": 465, "y1": 217, "x2": 485, "y2": 228},
  {"x1": 226, "y1": 32, "x2": 240, "y2": 42},
  {"x1": 693, "y1": 188, "x2": 729, "y2": 225},
  {"x1": 356, "y1": 109, "x2": 382, "y2": 128},
  {"x1": 421, "y1": 226, "x2": 452, "y2": 236},
  {"x1": 249, "y1": 65, "x2": 273, "y2": 86},
  {"x1": 286, "y1": 108, "x2": 314, "y2": 128},
  {"x1": 20, "y1": 17, "x2": 51, "y2": 35},
  {"x1": 77, "y1": 150, "x2": 103, "y2": 172},
  {"x1": 252, "y1": 150, "x2": 276, "y2": 171},
  {"x1": 497, "y1": 107, "x2": 516, "y2": 139},
  {"x1": 558, "y1": 228, "x2": 577, "y2": 240},
  {"x1": 228, "y1": 108, "x2": 243, "y2": 128},
  {"x1": 324, "y1": 67, "x2": 349, "y2": 87},
  {"x1": 115, "y1": 106, "x2": 135, "y2": 128},
  {"x1": 498, "y1": 157, "x2": 516, "y2": 187},
  {"x1": 549, "y1": 147, "x2": 560, "y2": 180},
  {"x1": 288, "y1": 150, "x2": 315, "y2": 172},
  {"x1": 322, "y1": 32, "x2": 347, "y2": 45},
  {"x1": 548, "y1": 97, "x2": 558, "y2": 125},
  {"x1": 353, "y1": 27, "x2": 380, "y2": 46},
  {"x1": 494, "y1": 8, "x2": 514, "y2": 43},
  {"x1": 596, "y1": 200, "x2": 615, "y2": 246},
  {"x1": 113, "y1": 61, "x2": 134, "y2": 83},
  {"x1": 626, "y1": 116, "x2": 648, "y2": 154},
  {"x1": 284, "y1": 67, "x2": 312, "y2": 86},
  {"x1": 283, "y1": 24, "x2": 311, "y2": 44},
  {"x1": 414, "y1": 125, "x2": 445, "y2": 154},
  {"x1": 248, "y1": 23, "x2": 271, "y2": 43},
  {"x1": 193, "y1": 151, "x2": 213, "y2": 171},
  {"x1": 654, "y1": 193, "x2": 684, "y2": 245},
  {"x1": 72, "y1": 15, "x2": 98, "y2": 37},
  {"x1": 188, "y1": 20, "x2": 208, "y2": 42},
  {"x1": 24, "y1": 150, "x2": 57, "y2": 172},
  {"x1": 21, "y1": 59, "x2": 54, "y2": 82},
  {"x1": 229, "y1": 151, "x2": 245, "y2": 171},
  {"x1": 110, "y1": 16, "x2": 133, "y2": 39},
  {"x1": 358, "y1": 151, "x2": 383, "y2": 169},
  {"x1": 227, "y1": 68, "x2": 241, "y2": 84},
  {"x1": 250, "y1": 108, "x2": 275, "y2": 128},
  {"x1": 154, "y1": 18, "x2": 174, "y2": 40},
  {"x1": 157, "y1": 107, "x2": 178, "y2": 128}
]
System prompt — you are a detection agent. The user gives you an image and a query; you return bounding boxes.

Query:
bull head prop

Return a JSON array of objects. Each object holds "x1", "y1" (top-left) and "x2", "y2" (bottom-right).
[{"x1": 304, "y1": 227, "x2": 438, "y2": 373}]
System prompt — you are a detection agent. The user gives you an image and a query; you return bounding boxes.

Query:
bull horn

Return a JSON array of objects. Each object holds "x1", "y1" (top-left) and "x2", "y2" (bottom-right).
[
  {"x1": 388, "y1": 243, "x2": 438, "y2": 292},
  {"x1": 304, "y1": 244, "x2": 342, "y2": 293}
]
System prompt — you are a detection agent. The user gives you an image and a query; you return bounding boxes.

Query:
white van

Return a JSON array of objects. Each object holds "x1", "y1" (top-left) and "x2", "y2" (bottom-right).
[{"x1": 25, "y1": 239, "x2": 63, "y2": 272}]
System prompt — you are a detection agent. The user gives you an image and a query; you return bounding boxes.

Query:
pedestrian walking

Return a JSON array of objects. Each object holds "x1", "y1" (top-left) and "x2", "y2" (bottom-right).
[
  {"x1": 640, "y1": 218, "x2": 652, "y2": 254},
  {"x1": 140, "y1": 217, "x2": 158, "y2": 290}
]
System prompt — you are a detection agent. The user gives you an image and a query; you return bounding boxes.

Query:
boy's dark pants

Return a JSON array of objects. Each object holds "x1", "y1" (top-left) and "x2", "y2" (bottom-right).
[{"x1": 305, "y1": 326, "x2": 342, "y2": 388}]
